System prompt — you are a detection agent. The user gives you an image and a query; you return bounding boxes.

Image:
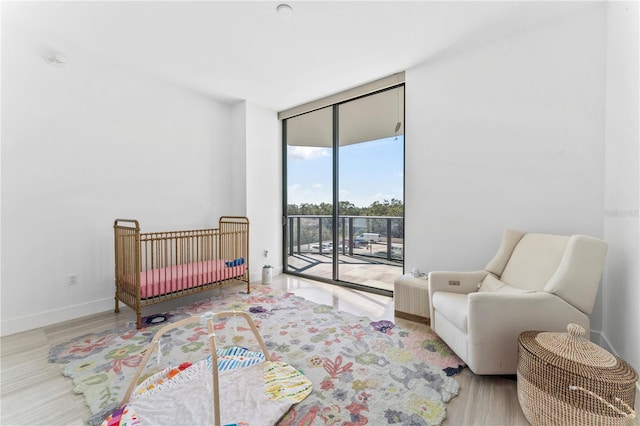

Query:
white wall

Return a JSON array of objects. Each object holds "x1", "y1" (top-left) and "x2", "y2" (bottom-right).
[
  {"x1": 405, "y1": 4, "x2": 606, "y2": 274},
  {"x1": 602, "y1": 1, "x2": 639, "y2": 372},
  {"x1": 229, "y1": 100, "x2": 283, "y2": 282},
  {"x1": 1, "y1": 26, "x2": 235, "y2": 335},
  {"x1": 404, "y1": 2, "x2": 640, "y2": 372},
  {"x1": 229, "y1": 102, "x2": 248, "y2": 215},
  {"x1": 244, "y1": 102, "x2": 283, "y2": 280},
  {"x1": 405, "y1": 5, "x2": 607, "y2": 322}
]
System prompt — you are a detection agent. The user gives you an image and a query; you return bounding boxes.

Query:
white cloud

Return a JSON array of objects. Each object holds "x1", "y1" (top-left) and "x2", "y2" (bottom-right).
[
  {"x1": 313, "y1": 183, "x2": 323, "y2": 189},
  {"x1": 288, "y1": 146, "x2": 331, "y2": 161}
]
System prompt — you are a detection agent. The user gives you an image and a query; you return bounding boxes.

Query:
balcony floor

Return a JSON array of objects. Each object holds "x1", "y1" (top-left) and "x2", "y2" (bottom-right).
[{"x1": 287, "y1": 252, "x2": 403, "y2": 292}]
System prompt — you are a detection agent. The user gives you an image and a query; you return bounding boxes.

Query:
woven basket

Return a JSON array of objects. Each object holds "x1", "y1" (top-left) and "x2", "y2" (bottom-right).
[{"x1": 517, "y1": 323, "x2": 637, "y2": 426}]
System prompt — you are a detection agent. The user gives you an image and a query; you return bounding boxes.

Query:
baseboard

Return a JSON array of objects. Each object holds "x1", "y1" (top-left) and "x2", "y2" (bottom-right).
[
  {"x1": 590, "y1": 329, "x2": 611, "y2": 351},
  {"x1": 0, "y1": 297, "x2": 113, "y2": 337},
  {"x1": 251, "y1": 270, "x2": 266, "y2": 283}
]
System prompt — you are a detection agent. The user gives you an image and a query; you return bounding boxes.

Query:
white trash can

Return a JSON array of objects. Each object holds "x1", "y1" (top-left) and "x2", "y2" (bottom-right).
[{"x1": 262, "y1": 266, "x2": 273, "y2": 284}]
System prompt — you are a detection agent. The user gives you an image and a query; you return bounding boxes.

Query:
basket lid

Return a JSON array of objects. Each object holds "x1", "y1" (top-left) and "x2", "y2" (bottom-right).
[{"x1": 533, "y1": 323, "x2": 617, "y2": 368}]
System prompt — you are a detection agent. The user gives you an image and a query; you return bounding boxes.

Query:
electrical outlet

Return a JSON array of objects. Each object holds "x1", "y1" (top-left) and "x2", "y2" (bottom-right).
[
  {"x1": 264, "y1": 250, "x2": 269, "y2": 257},
  {"x1": 68, "y1": 273, "x2": 78, "y2": 286}
]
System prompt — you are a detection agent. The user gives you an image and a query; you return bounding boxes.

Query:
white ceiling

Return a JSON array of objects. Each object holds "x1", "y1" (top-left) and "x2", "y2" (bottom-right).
[{"x1": 2, "y1": 1, "x2": 595, "y2": 112}]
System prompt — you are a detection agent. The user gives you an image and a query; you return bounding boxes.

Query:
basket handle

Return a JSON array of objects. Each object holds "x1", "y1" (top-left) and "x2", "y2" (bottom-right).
[{"x1": 569, "y1": 385, "x2": 636, "y2": 419}]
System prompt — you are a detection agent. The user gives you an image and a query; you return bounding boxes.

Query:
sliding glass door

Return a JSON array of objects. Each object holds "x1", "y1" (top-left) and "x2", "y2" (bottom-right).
[
  {"x1": 284, "y1": 85, "x2": 404, "y2": 294},
  {"x1": 284, "y1": 106, "x2": 335, "y2": 280}
]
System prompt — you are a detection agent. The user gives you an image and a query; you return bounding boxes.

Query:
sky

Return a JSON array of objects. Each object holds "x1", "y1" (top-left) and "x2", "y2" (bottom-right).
[{"x1": 287, "y1": 136, "x2": 404, "y2": 208}]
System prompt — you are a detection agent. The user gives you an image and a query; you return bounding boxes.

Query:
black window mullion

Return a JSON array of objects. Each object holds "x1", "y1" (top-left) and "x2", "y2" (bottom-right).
[{"x1": 332, "y1": 104, "x2": 340, "y2": 280}]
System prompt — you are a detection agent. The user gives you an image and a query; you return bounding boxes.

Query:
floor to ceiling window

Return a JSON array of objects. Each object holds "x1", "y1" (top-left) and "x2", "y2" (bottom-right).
[{"x1": 281, "y1": 76, "x2": 404, "y2": 295}]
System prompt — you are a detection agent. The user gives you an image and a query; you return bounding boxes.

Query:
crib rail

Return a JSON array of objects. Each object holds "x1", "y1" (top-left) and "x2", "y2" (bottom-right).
[
  {"x1": 219, "y1": 216, "x2": 250, "y2": 279},
  {"x1": 114, "y1": 217, "x2": 250, "y2": 328}
]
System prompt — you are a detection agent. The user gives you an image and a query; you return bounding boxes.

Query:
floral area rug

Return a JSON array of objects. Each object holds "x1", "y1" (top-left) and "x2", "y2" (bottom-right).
[{"x1": 49, "y1": 285, "x2": 464, "y2": 426}]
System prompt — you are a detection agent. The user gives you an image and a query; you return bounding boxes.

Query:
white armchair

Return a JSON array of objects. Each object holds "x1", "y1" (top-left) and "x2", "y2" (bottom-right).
[{"x1": 427, "y1": 229, "x2": 608, "y2": 375}]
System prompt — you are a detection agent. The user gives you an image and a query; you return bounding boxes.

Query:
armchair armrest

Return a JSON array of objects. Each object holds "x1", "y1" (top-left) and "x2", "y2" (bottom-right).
[
  {"x1": 427, "y1": 270, "x2": 488, "y2": 321},
  {"x1": 466, "y1": 292, "x2": 588, "y2": 374}
]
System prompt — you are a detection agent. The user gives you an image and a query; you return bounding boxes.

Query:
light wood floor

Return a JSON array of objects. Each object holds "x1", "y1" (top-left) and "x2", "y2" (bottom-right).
[{"x1": 1, "y1": 275, "x2": 637, "y2": 425}]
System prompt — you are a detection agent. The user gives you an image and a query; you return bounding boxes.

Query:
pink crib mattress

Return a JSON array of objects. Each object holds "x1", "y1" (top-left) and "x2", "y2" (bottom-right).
[{"x1": 122, "y1": 259, "x2": 246, "y2": 299}]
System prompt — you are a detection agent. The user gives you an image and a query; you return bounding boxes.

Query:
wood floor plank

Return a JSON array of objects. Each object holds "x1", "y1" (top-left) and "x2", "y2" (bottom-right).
[
  {"x1": 1, "y1": 374, "x2": 85, "y2": 425},
  {"x1": 1, "y1": 275, "x2": 637, "y2": 426}
]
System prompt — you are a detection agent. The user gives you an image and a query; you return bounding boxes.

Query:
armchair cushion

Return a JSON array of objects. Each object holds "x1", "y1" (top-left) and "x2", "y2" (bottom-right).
[
  {"x1": 477, "y1": 274, "x2": 535, "y2": 294},
  {"x1": 500, "y1": 234, "x2": 568, "y2": 291},
  {"x1": 484, "y1": 229, "x2": 525, "y2": 276},
  {"x1": 543, "y1": 235, "x2": 609, "y2": 314}
]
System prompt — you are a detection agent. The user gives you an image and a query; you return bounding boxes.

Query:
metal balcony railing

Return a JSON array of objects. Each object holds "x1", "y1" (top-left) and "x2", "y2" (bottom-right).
[{"x1": 286, "y1": 215, "x2": 404, "y2": 262}]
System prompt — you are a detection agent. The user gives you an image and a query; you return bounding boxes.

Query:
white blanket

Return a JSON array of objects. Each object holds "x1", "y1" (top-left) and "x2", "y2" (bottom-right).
[{"x1": 130, "y1": 361, "x2": 293, "y2": 426}]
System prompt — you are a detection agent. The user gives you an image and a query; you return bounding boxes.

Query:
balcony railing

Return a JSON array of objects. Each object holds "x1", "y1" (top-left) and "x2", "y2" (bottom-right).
[{"x1": 286, "y1": 215, "x2": 404, "y2": 262}]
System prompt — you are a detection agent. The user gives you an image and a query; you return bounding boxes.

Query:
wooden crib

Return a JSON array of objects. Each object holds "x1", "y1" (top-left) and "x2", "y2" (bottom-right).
[{"x1": 114, "y1": 216, "x2": 250, "y2": 329}]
